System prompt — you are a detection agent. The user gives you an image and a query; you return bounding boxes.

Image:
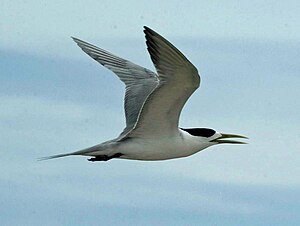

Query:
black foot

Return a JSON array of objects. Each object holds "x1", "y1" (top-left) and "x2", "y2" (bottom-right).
[{"x1": 88, "y1": 153, "x2": 123, "y2": 162}]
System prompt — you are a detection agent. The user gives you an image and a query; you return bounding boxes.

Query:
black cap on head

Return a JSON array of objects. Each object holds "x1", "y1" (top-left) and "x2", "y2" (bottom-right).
[{"x1": 181, "y1": 128, "x2": 216, "y2": 138}]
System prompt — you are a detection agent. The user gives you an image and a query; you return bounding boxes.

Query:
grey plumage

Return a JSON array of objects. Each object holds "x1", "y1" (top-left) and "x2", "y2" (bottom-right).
[
  {"x1": 72, "y1": 37, "x2": 159, "y2": 137},
  {"x1": 40, "y1": 26, "x2": 247, "y2": 162}
]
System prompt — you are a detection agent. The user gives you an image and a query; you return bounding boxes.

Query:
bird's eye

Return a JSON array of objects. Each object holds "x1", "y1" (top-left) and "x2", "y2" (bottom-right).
[{"x1": 181, "y1": 128, "x2": 216, "y2": 138}]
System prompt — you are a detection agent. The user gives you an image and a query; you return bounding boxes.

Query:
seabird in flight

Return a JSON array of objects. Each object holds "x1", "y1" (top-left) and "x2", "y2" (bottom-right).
[{"x1": 41, "y1": 26, "x2": 247, "y2": 162}]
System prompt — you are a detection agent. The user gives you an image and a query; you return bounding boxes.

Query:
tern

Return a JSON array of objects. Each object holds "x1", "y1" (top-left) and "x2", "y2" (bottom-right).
[{"x1": 41, "y1": 26, "x2": 247, "y2": 162}]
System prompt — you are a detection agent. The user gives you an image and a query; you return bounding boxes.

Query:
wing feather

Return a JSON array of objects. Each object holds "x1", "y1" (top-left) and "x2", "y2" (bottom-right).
[
  {"x1": 72, "y1": 38, "x2": 159, "y2": 136},
  {"x1": 128, "y1": 27, "x2": 200, "y2": 138}
]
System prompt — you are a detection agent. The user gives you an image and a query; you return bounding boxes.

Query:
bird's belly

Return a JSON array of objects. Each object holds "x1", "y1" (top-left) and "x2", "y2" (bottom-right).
[{"x1": 118, "y1": 138, "x2": 202, "y2": 160}]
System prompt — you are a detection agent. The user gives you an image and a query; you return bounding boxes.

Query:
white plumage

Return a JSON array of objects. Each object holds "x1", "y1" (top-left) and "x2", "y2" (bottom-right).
[{"x1": 41, "y1": 26, "x2": 247, "y2": 162}]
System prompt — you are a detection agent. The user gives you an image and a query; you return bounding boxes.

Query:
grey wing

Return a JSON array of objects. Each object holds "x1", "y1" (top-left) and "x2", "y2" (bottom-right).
[
  {"x1": 72, "y1": 38, "x2": 159, "y2": 137},
  {"x1": 128, "y1": 27, "x2": 200, "y2": 138}
]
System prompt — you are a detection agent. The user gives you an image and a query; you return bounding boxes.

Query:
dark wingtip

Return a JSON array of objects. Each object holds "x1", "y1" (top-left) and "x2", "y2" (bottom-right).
[
  {"x1": 143, "y1": 26, "x2": 157, "y2": 36},
  {"x1": 71, "y1": 36, "x2": 82, "y2": 45},
  {"x1": 144, "y1": 26, "x2": 159, "y2": 38}
]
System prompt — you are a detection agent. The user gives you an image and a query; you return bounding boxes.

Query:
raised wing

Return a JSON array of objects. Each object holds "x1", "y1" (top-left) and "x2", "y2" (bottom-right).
[
  {"x1": 72, "y1": 38, "x2": 159, "y2": 136},
  {"x1": 128, "y1": 26, "x2": 200, "y2": 138}
]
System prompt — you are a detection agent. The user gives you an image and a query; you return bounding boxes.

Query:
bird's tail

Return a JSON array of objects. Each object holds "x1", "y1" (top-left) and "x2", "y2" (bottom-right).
[
  {"x1": 38, "y1": 152, "x2": 75, "y2": 161},
  {"x1": 38, "y1": 145, "x2": 99, "y2": 161}
]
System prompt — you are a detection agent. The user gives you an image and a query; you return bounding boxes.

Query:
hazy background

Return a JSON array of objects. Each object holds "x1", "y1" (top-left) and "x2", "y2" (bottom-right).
[{"x1": 1, "y1": 1, "x2": 300, "y2": 225}]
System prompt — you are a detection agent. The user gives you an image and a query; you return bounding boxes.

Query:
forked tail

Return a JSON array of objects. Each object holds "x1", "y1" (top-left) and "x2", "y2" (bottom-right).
[
  {"x1": 38, "y1": 145, "x2": 100, "y2": 161},
  {"x1": 38, "y1": 152, "x2": 75, "y2": 161}
]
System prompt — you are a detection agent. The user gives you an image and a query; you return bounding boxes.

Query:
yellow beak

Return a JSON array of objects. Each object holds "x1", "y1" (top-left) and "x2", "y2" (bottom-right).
[{"x1": 212, "y1": 133, "x2": 248, "y2": 144}]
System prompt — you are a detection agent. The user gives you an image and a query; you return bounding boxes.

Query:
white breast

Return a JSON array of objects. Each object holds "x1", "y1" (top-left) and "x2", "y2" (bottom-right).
[{"x1": 118, "y1": 130, "x2": 213, "y2": 160}]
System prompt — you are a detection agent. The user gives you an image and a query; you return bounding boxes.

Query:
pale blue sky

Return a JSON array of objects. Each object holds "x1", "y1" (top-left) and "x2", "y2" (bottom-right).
[{"x1": 1, "y1": 1, "x2": 300, "y2": 225}]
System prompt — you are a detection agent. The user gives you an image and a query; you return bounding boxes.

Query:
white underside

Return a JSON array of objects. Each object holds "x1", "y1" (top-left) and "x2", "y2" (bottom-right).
[{"x1": 83, "y1": 130, "x2": 216, "y2": 160}]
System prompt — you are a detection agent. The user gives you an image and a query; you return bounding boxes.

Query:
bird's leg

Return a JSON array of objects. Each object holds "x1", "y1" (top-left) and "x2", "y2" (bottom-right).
[{"x1": 88, "y1": 153, "x2": 123, "y2": 162}]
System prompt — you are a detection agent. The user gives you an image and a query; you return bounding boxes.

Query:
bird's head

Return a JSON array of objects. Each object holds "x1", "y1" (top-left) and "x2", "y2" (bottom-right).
[{"x1": 181, "y1": 128, "x2": 248, "y2": 145}]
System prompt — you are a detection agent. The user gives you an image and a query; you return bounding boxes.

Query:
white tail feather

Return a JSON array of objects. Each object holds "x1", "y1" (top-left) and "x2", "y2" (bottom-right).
[{"x1": 38, "y1": 144, "x2": 102, "y2": 161}]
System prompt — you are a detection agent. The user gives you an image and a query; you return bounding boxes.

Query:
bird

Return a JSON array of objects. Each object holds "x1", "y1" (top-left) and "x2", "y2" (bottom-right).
[{"x1": 41, "y1": 26, "x2": 248, "y2": 162}]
